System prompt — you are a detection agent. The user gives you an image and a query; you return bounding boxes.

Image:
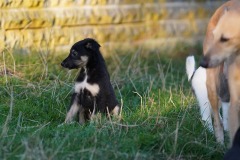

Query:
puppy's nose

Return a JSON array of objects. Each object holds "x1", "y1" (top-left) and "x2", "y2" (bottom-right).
[
  {"x1": 200, "y1": 57, "x2": 209, "y2": 68},
  {"x1": 61, "y1": 61, "x2": 66, "y2": 67}
]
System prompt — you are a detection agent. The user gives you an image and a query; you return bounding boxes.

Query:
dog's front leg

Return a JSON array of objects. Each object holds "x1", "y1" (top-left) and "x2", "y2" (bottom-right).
[
  {"x1": 206, "y1": 68, "x2": 224, "y2": 144},
  {"x1": 228, "y1": 61, "x2": 240, "y2": 144},
  {"x1": 228, "y1": 101, "x2": 240, "y2": 144},
  {"x1": 65, "y1": 93, "x2": 79, "y2": 123}
]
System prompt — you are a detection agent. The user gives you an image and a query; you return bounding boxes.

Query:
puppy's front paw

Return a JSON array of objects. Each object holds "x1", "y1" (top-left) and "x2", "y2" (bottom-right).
[
  {"x1": 64, "y1": 119, "x2": 73, "y2": 124},
  {"x1": 57, "y1": 123, "x2": 65, "y2": 127}
]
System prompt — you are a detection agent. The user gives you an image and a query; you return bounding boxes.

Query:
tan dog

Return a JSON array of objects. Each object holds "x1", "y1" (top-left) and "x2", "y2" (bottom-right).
[{"x1": 200, "y1": 0, "x2": 240, "y2": 144}]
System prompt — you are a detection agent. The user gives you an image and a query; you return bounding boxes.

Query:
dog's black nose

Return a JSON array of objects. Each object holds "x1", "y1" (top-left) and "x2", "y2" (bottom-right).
[{"x1": 200, "y1": 57, "x2": 209, "y2": 68}]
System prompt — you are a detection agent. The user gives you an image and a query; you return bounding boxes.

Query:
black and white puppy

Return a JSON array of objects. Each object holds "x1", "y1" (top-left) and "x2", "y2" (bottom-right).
[{"x1": 61, "y1": 38, "x2": 120, "y2": 124}]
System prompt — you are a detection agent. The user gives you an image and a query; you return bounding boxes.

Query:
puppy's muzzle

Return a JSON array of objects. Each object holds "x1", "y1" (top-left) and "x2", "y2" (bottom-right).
[
  {"x1": 61, "y1": 61, "x2": 67, "y2": 68},
  {"x1": 61, "y1": 58, "x2": 71, "y2": 68},
  {"x1": 61, "y1": 58, "x2": 77, "y2": 69}
]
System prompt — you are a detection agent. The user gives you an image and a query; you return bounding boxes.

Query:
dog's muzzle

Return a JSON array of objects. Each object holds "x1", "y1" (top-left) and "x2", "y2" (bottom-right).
[{"x1": 200, "y1": 56, "x2": 210, "y2": 68}]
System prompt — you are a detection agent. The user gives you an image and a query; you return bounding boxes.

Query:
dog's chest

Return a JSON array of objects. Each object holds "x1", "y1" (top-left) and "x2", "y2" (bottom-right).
[{"x1": 74, "y1": 75, "x2": 100, "y2": 96}]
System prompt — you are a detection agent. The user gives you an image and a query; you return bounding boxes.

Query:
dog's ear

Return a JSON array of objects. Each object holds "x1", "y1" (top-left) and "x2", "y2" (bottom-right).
[{"x1": 85, "y1": 39, "x2": 101, "y2": 51}]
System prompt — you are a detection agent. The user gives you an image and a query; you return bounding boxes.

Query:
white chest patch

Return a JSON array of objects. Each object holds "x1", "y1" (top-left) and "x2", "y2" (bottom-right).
[{"x1": 74, "y1": 76, "x2": 100, "y2": 96}]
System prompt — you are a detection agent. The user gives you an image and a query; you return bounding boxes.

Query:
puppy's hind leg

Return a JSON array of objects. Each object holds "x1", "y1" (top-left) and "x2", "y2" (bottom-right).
[
  {"x1": 111, "y1": 105, "x2": 121, "y2": 121},
  {"x1": 111, "y1": 105, "x2": 120, "y2": 116}
]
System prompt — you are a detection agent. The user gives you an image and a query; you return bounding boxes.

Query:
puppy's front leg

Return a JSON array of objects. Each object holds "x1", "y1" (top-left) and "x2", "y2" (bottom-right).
[
  {"x1": 65, "y1": 93, "x2": 79, "y2": 123},
  {"x1": 90, "y1": 98, "x2": 97, "y2": 121},
  {"x1": 78, "y1": 106, "x2": 86, "y2": 124}
]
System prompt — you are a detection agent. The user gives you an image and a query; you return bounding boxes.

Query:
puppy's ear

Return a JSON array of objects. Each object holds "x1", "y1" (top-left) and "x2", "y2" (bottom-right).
[{"x1": 85, "y1": 40, "x2": 101, "y2": 51}]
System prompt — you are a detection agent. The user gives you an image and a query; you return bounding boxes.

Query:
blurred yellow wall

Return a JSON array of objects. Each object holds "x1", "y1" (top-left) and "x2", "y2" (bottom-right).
[{"x1": 0, "y1": 0, "x2": 224, "y2": 52}]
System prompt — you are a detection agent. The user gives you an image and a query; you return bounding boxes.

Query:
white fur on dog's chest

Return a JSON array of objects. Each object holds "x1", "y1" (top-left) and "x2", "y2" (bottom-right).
[{"x1": 74, "y1": 76, "x2": 100, "y2": 96}]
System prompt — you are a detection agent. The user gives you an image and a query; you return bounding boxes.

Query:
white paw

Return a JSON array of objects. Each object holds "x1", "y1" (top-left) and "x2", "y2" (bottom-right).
[{"x1": 57, "y1": 123, "x2": 65, "y2": 127}]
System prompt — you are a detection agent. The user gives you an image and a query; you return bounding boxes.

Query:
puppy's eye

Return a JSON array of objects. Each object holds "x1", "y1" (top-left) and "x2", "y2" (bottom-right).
[
  {"x1": 71, "y1": 50, "x2": 78, "y2": 56},
  {"x1": 220, "y1": 36, "x2": 229, "y2": 43}
]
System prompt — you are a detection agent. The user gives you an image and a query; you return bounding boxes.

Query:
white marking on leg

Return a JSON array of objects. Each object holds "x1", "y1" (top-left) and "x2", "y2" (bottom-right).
[
  {"x1": 74, "y1": 76, "x2": 100, "y2": 96},
  {"x1": 65, "y1": 101, "x2": 79, "y2": 123},
  {"x1": 111, "y1": 105, "x2": 120, "y2": 116},
  {"x1": 111, "y1": 105, "x2": 121, "y2": 121},
  {"x1": 222, "y1": 102, "x2": 229, "y2": 131},
  {"x1": 192, "y1": 67, "x2": 213, "y2": 131},
  {"x1": 90, "y1": 98, "x2": 96, "y2": 120}
]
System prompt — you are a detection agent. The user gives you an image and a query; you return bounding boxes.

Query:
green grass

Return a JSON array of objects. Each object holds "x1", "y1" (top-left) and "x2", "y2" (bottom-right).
[{"x1": 0, "y1": 46, "x2": 226, "y2": 159}]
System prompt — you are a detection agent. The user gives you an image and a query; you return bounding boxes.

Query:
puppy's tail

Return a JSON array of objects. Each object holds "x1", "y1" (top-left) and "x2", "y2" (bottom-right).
[
  {"x1": 186, "y1": 55, "x2": 196, "y2": 81},
  {"x1": 186, "y1": 55, "x2": 213, "y2": 131}
]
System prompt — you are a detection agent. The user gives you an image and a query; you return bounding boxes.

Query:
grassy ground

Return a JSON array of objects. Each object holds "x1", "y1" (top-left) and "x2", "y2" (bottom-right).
[{"x1": 0, "y1": 46, "x2": 226, "y2": 159}]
